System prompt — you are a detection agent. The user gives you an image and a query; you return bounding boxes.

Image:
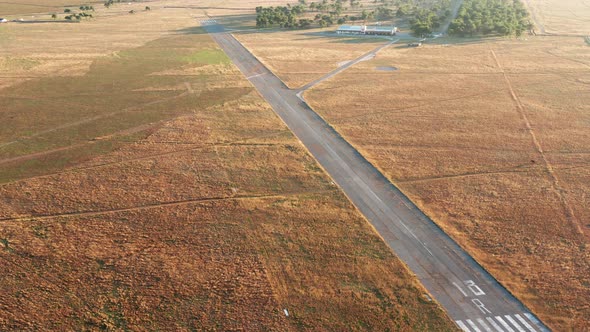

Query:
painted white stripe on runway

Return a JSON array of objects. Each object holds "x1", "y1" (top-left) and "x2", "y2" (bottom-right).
[
  {"x1": 495, "y1": 316, "x2": 515, "y2": 332},
  {"x1": 456, "y1": 320, "x2": 471, "y2": 332},
  {"x1": 453, "y1": 282, "x2": 469, "y2": 296},
  {"x1": 467, "y1": 319, "x2": 482, "y2": 332},
  {"x1": 477, "y1": 318, "x2": 493, "y2": 332},
  {"x1": 505, "y1": 315, "x2": 526, "y2": 332},
  {"x1": 523, "y1": 313, "x2": 546, "y2": 331},
  {"x1": 486, "y1": 317, "x2": 504, "y2": 332},
  {"x1": 515, "y1": 314, "x2": 536, "y2": 332},
  {"x1": 246, "y1": 73, "x2": 266, "y2": 80}
]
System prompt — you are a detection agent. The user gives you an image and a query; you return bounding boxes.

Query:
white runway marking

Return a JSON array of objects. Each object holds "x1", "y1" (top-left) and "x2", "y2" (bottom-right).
[
  {"x1": 453, "y1": 281, "x2": 469, "y2": 296},
  {"x1": 467, "y1": 319, "x2": 482, "y2": 332},
  {"x1": 515, "y1": 314, "x2": 536, "y2": 332},
  {"x1": 457, "y1": 314, "x2": 538, "y2": 332},
  {"x1": 456, "y1": 320, "x2": 471, "y2": 332},
  {"x1": 477, "y1": 318, "x2": 493, "y2": 332},
  {"x1": 466, "y1": 279, "x2": 486, "y2": 296},
  {"x1": 504, "y1": 315, "x2": 526, "y2": 332},
  {"x1": 246, "y1": 73, "x2": 266, "y2": 80},
  {"x1": 486, "y1": 317, "x2": 505, "y2": 331},
  {"x1": 495, "y1": 316, "x2": 516, "y2": 332}
]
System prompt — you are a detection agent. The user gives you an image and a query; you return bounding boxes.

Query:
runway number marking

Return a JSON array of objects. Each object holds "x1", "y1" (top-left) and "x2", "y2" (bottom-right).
[
  {"x1": 472, "y1": 298, "x2": 492, "y2": 314},
  {"x1": 454, "y1": 280, "x2": 493, "y2": 315},
  {"x1": 465, "y1": 280, "x2": 486, "y2": 296},
  {"x1": 453, "y1": 282, "x2": 469, "y2": 296}
]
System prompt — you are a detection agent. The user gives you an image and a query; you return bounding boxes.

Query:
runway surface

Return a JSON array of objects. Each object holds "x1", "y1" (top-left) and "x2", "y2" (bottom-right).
[{"x1": 202, "y1": 20, "x2": 550, "y2": 332}]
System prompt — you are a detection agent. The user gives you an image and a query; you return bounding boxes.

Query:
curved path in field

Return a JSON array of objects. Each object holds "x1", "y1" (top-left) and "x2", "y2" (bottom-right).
[{"x1": 202, "y1": 20, "x2": 551, "y2": 332}]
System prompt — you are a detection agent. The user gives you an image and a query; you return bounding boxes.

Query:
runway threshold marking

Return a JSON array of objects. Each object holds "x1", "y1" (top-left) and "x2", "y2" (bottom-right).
[
  {"x1": 456, "y1": 313, "x2": 542, "y2": 332},
  {"x1": 246, "y1": 73, "x2": 266, "y2": 80}
]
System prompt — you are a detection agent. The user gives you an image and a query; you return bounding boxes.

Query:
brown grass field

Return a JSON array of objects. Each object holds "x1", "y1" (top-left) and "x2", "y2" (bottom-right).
[
  {"x1": 236, "y1": 29, "x2": 389, "y2": 88},
  {"x1": 299, "y1": 36, "x2": 589, "y2": 330},
  {"x1": 226, "y1": 3, "x2": 590, "y2": 329},
  {"x1": 0, "y1": 0, "x2": 457, "y2": 330}
]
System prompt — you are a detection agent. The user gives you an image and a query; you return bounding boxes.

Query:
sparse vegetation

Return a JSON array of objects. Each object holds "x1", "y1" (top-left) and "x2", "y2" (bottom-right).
[{"x1": 63, "y1": 4, "x2": 94, "y2": 21}]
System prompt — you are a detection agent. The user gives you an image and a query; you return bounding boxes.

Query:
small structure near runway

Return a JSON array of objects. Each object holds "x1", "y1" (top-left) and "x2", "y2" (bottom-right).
[{"x1": 337, "y1": 25, "x2": 397, "y2": 36}]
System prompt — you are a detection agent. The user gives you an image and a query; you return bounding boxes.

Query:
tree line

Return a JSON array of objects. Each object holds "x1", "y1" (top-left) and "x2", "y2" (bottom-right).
[
  {"x1": 255, "y1": 0, "x2": 403, "y2": 29},
  {"x1": 404, "y1": 0, "x2": 451, "y2": 36},
  {"x1": 448, "y1": 0, "x2": 532, "y2": 36},
  {"x1": 61, "y1": 5, "x2": 94, "y2": 20},
  {"x1": 256, "y1": 0, "x2": 460, "y2": 35}
]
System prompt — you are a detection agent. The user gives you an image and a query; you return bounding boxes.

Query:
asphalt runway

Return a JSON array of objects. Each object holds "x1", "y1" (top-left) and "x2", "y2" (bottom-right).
[{"x1": 202, "y1": 20, "x2": 551, "y2": 332}]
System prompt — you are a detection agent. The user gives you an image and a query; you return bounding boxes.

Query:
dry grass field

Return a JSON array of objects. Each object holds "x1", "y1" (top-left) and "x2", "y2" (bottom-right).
[
  {"x1": 0, "y1": 0, "x2": 100, "y2": 16},
  {"x1": 300, "y1": 36, "x2": 590, "y2": 330},
  {"x1": 524, "y1": 0, "x2": 590, "y2": 35},
  {"x1": 0, "y1": 0, "x2": 457, "y2": 330},
  {"x1": 235, "y1": 29, "x2": 389, "y2": 88},
  {"x1": 0, "y1": 92, "x2": 455, "y2": 329}
]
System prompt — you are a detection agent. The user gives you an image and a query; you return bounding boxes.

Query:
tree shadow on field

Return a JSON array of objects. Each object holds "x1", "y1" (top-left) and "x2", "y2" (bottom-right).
[
  {"x1": 229, "y1": 27, "x2": 394, "y2": 46},
  {"x1": 175, "y1": 13, "x2": 259, "y2": 35}
]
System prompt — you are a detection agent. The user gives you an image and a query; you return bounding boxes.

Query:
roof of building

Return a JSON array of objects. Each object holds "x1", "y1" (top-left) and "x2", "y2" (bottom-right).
[
  {"x1": 337, "y1": 25, "x2": 396, "y2": 31},
  {"x1": 337, "y1": 25, "x2": 363, "y2": 31},
  {"x1": 365, "y1": 26, "x2": 396, "y2": 31}
]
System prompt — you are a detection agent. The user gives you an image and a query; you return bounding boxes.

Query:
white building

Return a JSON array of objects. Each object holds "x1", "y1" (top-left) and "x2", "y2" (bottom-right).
[{"x1": 337, "y1": 25, "x2": 397, "y2": 36}]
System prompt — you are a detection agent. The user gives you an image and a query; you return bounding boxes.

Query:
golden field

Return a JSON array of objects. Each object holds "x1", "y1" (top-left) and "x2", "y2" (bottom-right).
[
  {"x1": 0, "y1": 1, "x2": 456, "y2": 330},
  {"x1": 225, "y1": 5, "x2": 590, "y2": 329},
  {"x1": 235, "y1": 29, "x2": 389, "y2": 88},
  {"x1": 301, "y1": 36, "x2": 590, "y2": 330},
  {"x1": 524, "y1": 0, "x2": 590, "y2": 35}
]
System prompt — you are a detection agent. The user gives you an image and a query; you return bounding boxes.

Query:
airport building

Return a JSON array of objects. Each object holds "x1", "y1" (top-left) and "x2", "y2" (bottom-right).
[{"x1": 336, "y1": 25, "x2": 397, "y2": 36}]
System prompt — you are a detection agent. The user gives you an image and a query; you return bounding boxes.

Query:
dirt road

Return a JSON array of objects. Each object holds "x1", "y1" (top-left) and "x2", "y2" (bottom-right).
[
  {"x1": 202, "y1": 20, "x2": 551, "y2": 332},
  {"x1": 297, "y1": 38, "x2": 398, "y2": 92}
]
